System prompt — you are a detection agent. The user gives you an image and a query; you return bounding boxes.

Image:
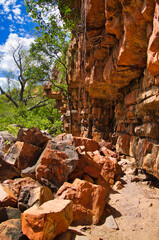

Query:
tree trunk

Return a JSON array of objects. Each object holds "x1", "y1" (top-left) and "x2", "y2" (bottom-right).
[{"x1": 66, "y1": 72, "x2": 72, "y2": 134}]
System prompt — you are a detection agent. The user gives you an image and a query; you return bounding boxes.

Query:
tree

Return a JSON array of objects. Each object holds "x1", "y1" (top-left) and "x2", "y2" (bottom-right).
[
  {"x1": 0, "y1": 42, "x2": 50, "y2": 111},
  {"x1": 25, "y1": 0, "x2": 78, "y2": 133}
]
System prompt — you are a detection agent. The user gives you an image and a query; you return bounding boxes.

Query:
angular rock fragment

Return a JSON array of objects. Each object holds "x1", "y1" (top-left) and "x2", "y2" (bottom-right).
[
  {"x1": 99, "y1": 139, "x2": 112, "y2": 150},
  {"x1": 0, "y1": 219, "x2": 28, "y2": 240},
  {"x1": 0, "y1": 131, "x2": 16, "y2": 154},
  {"x1": 4, "y1": 141, "x2": 42, "y2": 170},
  {"x1": 47, "y1": 137, "x2": 79, "y2": 173},
  {"x1": 0, "y1": 206, "x2": 21, "y2": 223},
  {"x1": 99, "y1": 146, "x2": 119, "y2": 158},
  {"x1": 57, "y1": 179, "x2": 108, "y2": 225},
  {"x1": 0, "y1": 158, "x2": 20, "y2": 181},
  {"x1": 0, "y1": 184, "x2": 17, "y2": 207},
  {"x1": 36, "y1": 148, "x2": 68, "y2": 187},
  {"x1": 17, "y1": 127, "x2": 49, "y2": 148},
  {"x1": 73, "y1": 136, "x2": 99, "y2": 152},
  {"x1": 36, "y1": 136, "x2": 79, "y2": 187},
  {"x1": 105, "y1": 215, "x2": 119, "y2": 230},
  {"x1": 116, "y1": 135, "x2": 131, "y2": 156},
  {"x1": 18, "y1": 185, "x2": 54, "y2": 212},
  {"x1": 69, "y1": 149, "x2": 122, "y2": 187},
  {"x1": 2, "y1": 177, "x2": 54, "y2": 211},
  {"x1": 21, "y1": 199, "x2": 73, "y2": 240}
]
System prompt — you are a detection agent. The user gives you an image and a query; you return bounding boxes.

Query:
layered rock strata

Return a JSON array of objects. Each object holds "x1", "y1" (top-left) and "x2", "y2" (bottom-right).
[{"x1": 45, "y1": 0, "x2": 159, "y2": 179}]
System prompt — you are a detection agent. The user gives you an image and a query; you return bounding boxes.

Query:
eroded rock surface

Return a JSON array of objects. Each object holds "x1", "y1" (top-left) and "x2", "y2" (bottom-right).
[
  {"x1": 4, "y1": 141, "x2": 42, "y2": 170},
  {"x1": 43, "y1": 0, "x2": 159, "y2": 180},
  {"x1": 36, "y1": 135, "x2": 79, "y2": 188},
  {"x1": 2, "y1": 177, "x2": 54, "y2": 211},
  {"x1": 21, "y1": 199, "x2": 73, "y2": 240},
  {"x1": 0, "y1": 219, "x2": 27, "y2": 240},
  {"x1": 57, "y1": 179, "x2": 108, "y2": 225}
]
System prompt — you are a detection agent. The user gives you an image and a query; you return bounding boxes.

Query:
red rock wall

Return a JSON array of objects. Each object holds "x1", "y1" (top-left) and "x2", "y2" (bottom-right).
[{"x1": 60, "y1": 0, "x2": 159, "y2": 179}]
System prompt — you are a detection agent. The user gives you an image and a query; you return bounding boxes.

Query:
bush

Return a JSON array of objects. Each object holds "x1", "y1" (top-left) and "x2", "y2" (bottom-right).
[{"x1": 0, "y1": 100, "x2": 64, "y2": 136}]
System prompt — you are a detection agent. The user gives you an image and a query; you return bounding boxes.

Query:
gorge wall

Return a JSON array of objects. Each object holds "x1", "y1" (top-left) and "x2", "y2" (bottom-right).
[{"x1": 45, "y1": 0, "x2": 159, "y2": 180}]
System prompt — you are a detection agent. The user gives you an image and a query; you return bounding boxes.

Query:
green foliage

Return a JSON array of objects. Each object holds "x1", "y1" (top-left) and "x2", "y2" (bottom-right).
[
  {"x1": 0, "y1": 95, "x2": 64, "y2": 136},
  {"x1": 6, "y1": 125, "x2": 20, "y2": 137},
  {"x1": 0, "y1": 0, "x2": 77, "y2": 136},
  {"x1": 25, "y1": 0, "x2": 74, "y2": 95},
  {"x1": 25, "y1": 0, "x2": 79, "y2": 31}
]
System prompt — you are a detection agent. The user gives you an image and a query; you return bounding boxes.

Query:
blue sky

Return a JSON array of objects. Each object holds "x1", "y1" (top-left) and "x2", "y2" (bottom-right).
[
  {"x1": 0, "y1": 0, "x2": 35, "y2": 44},
  {"x1": 0, "y1": 0, "x2": 62, "y2": 89},
  {"x1": 0, "y1": 0, "x2": 36, "y2": 88}
]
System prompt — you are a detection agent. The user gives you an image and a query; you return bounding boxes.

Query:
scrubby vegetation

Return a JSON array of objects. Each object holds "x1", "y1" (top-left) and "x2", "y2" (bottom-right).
[
  {"x1": 0, "y1": 0, "x2": 77, "y2": 136},
  {"x1": 0, "y1": 88, "x2": 63, "y2": 136}
]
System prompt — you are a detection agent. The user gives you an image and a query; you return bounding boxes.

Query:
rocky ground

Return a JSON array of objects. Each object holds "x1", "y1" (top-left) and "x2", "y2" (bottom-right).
[
  {"x1": 0, "y1": 128, "x2": 159, "y2": 240},
  {"x1": 70, "y1": 160, "x2": 159, "y2": 240}
]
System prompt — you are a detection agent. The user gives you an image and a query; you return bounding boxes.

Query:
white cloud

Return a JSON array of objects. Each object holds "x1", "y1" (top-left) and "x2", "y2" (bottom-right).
[
  {"x1": 19, "y1": 28, "x2": 26, "y2": 33},
  {"x1": 9, "y1": 24, "x2": 16, "y2": 32},
  {"x1": 33, "y1": 4, "x2": 63, "y2": 27},
  {"x1": 13, "y1": 14, "x2": 24, "y2": 24},
  {"x1": 0, "y1": 33, "x2": 34, "y2": 74},
  {"x1": 0, "y1": 77, "x2": 19, "y2": 89},
  {"x1": 0, "y1": 77, "x2": 8, "y2": 89},
  {"x1": 7, "y1": 13, "x2": 12, "y2": 20},
  {"x1": 0, "y1": 0, "x2": 22, "y2": 17},
  {"x1": 0, "y1": 10, "x2": 5, "y2": 15},
  {"x1": 12, "y1": 6, "x2": 21, "y2": 15}
]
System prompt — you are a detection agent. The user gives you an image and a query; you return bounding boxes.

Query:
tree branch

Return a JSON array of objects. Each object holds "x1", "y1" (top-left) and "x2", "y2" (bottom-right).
[
  {"x1": 0, "y1": 86, "x2": 19, "y2": 108},
  {"x1": 27, "y1": 98, "x2": 48, "y2": 111},
  {"x1": 50, "y1": 80, "x2": 68, "y2": 97},
  {"x1": 53, "y1": 52, "x2": 67, "y2": 71}
]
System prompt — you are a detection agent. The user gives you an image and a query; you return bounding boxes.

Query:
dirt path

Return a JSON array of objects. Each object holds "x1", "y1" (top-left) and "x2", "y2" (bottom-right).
[{"x1": 73, "y1": 160, "x2": 159, "y2": 240}]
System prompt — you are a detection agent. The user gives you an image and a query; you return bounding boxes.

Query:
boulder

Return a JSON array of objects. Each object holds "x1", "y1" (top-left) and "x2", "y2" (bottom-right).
[
  {"x1": 17, "y1": 127, "x2": 50, "y2": 148},
  {"x1": 53, "y1": 133, "x2": 73, "y2": 142},
  {"x1": 99, "y1": 140, "x2": 112, "y2": 150},
  {"x1": 0, "y1": 207, "x2": 21, "y2": 223},
  {"x1": 21, "y1": 199, "x2": 73, "y2": 240},
  {"x1": 130, "y1": 137, "x2": 159, "y2": 179},
  {"x1": 0, "y1": 158, "x2": 20, "y2": 181},
  {"x1": 36, "y1": 148, "x2": 68, "y2": 187},
  {"x1": 2, "y1": 177, "x2": 54, "y2": 211},
  {"x1": 91, "y1": 151, "x2": 122, "y2": 185},
  {"x1": 4, "y1": 141, "x2": 42, "y2": 170},
  {"x1": 57, "y1": 179, "x2": 108, "y2": 225},
  {"x1": 99, "y1": 146, "x2": 118, "y2": 158},
  {"x1": 55, "y1": 231, "x2": 72, "y2": 240},
  {"x1": 47, "y1": 137, "x2": 79, "y2": 173},
  {"x1": 2, "y1": 177, "x2": 40, "y2": 198},
  {"x1": 100, "y1": 157, "x2": 121, "y2": 185},
  {"x1": 142, "y1": 144, "x2": 159, "y2": 180},
  {"x1": 68, "y1": 149, "x2": 102, "y2": 183},
  {"x1": 0, "y1": 184, "x2": 17, "y2": 207},
  {"x1": 69, "y1": 149, "x2": 121, "y2": 187},
  {"x1": 36, "y1": 136, "x2": 79, "y2": 188},
  {"x1": 0, "y1": 131, "x2": 16, "y2": 154},
  {"x1": 0, "y1": 219, "x2": 28, "y2": 240},
  {"x1": 18, "y1": 185, "x2": 54, "y2": 212},
  {"x1": 73, "y1": 137, "x2": 99, "y2": 152},
  {"x1": 116, "y1": 134, "x2": 131, "y2": 155},
  {"x1": 0, "y1": 131, "x2": 16, "y2": 144}
]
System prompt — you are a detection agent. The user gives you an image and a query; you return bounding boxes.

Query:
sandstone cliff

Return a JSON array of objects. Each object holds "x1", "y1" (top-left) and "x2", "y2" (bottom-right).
[{"x1": 45, "y1": 0, "x2": 159, "y2": 180}]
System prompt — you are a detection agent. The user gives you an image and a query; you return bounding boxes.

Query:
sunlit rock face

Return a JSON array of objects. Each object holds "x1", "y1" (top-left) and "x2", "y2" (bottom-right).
[
  {"x1": 67, "y1": 0, "x2": 152, "y2": 101},
  {"x1": 46, "y1": 0, "x2": 159, "y2": 179}
]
